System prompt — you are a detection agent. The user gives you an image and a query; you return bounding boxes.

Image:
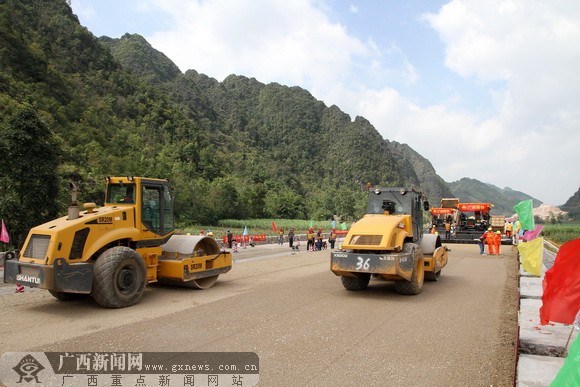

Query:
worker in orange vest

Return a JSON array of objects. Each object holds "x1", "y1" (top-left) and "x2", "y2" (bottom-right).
[
  {"x1": 306, "y1": 228, "x2": 315, "y2": 252},
  {"x1": 485, "y1": 227, "x2": 496, "y2": 255},
  {"x1": 494, "y1": 230, "x2": 502, "y2": 256}
]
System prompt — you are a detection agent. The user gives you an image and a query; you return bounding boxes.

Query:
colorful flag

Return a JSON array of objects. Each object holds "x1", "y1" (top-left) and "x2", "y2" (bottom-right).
[
  {"x1": 540, "y1": 238, "x2": 580, "y2": 325},
  {"x1": 518, "y1": 237, "x2": 543, "y2": 276},
  {"x1": 243, "y1": 226, "x2": 248, "y2": 236},
  {"x1": 331, "y1": 220, "x2": 336, "y2": 229},
  {"x1": 0, "y1": 219, "x2": 9, "y2": 243},
  {"x1": 514, "y1": 199, "x2": 535, "y2": 231},
  {"x1": 271, "y1": 222, "x2": 277, "y2": 232},
  {"x1": 551, "y1": 334, "x2": 580, "y2": 386},
  {"x1": 522, "y1": 225, "x2": 543, "y2": 241}
]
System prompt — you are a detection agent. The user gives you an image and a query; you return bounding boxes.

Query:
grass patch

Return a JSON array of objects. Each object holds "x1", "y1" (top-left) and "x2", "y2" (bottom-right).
[
  {"x1": 541, "y1": 224, "x2": 580, "y2": 245},
  {"x1": 175, "y1": 218, "x2": 347, "y2": 239}
]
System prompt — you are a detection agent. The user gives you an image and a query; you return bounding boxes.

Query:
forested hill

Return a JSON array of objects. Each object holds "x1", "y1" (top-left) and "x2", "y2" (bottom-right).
[
  {"x1": 102, "y1": 32, "x2": 454, "y2": 206},
  {"x1": 560, "y1": 186, "x2": 580, "y2": 219},
  {"x1": 448, "y1": 178, "x2": 542, "y2": 215},
  {"x1": 0, "y1": 0, "x2": 452, "y2": 243}
]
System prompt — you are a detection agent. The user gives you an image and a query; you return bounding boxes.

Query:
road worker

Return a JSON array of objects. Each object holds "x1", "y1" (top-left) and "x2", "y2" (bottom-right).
[
  {"x1": 485, "y1": 227, "x2": 496, "y2": 255},
  {"x1": 316, "y1": 228, "x2": 323, "y2": 250},
  {"x1": 329, "y1": 228, "x2": 337, "y2": 249},
  {"x1": 476, "y1": 231, "x2": 486, "y2": 255},
  {"x1": 307, "y1": 228, "x2": 315, "y2": 252},
  {"x1": 494, "y1": 230, "x2": 502, "y2": 256}
]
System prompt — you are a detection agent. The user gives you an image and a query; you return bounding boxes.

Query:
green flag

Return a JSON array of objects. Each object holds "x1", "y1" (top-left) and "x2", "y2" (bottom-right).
[
  {"x1": 514, "y1": 199, "x2": 535, "y2": 231},
  {"x1": 341, "y1": 222, "x2": 347, "y2": 230},
  {"x1": 309, "y1": 220, "x2": 314, "y2": 228},
  {"x1": 551, "y1": 333, "x2": 580, "y2": 386}
]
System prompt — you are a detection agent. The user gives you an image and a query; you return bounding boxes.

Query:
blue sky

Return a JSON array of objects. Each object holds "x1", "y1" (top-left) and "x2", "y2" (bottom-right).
[{"x1": 71, "y1": 0, "x2": 580, "y2": 207}]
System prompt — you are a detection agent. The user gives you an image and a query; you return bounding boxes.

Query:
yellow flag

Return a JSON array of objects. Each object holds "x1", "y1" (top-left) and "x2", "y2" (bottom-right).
[{"x1": 518, "y1": 237, "x2": 543, "y2": 276}]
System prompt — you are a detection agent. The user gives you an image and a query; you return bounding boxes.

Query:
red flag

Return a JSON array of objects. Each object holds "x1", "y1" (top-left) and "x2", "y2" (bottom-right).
[
  {"x1": 271, "y1": 221, "x2": 277, "y2": 232},
  {"x1": 0, "y1": 219, "x2": 9, "y2": 243},
  {"x1": 540, "y1": 238, "x2": 580, "y2": 325}
]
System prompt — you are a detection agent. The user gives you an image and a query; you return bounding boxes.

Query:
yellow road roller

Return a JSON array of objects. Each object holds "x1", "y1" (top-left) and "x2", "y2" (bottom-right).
[
  {"x1": 3, "y1": 176, "x2": 232, "y2": 308},
  {"x1": 330, "y1": 187, "x2": 448, "y2": 295}
]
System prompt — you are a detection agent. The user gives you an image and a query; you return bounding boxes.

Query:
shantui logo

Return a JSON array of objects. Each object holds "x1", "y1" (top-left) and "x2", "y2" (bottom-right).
[
  {"x1": 15, "y1": 274, "x2": 40, "y2": 284},
  {"x1": 12, "y1": 354, "x2": 45, "y2": 383}
]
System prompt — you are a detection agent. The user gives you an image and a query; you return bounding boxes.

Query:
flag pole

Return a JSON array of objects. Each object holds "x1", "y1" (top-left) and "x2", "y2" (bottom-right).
[
  {"x1": 561, "y1": 327, "x2": 575, "y2": 357},
  {"x1": 561, "y1": 310, "x2": 580, "y2": 357}
]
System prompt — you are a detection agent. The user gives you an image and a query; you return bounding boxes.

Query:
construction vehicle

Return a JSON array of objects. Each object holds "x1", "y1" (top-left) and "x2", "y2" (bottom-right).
[
  {"x1": 330, "y1": 187, "x2": 448, "y2": 294},
  {"x1": 431, "y1": 198, "x2": 459, "y2": 228},
  {"x1": 456, "y1": 202, "x2": 493, "y2": 232},
  {"x1": 429, "y1": 207, "x2": 457, "y2": 229},
  {"x1": 3, "y1": 176, "x2": 232, "y2": 308},
  {"x1": 490, "y1": 215, "x2": 506, "y2": 232},
  {"x1": 430, "y1": 199, "x2": 512, "y2": 245}
]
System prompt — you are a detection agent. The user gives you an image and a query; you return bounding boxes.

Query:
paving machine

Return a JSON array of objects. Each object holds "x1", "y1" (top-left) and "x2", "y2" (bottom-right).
[
  {"x1": 3, "y1": 176, "x2": 232, "y2": 308},
  {"x1": 330, "y1": 187, "x2": 448, "y2": 295}
]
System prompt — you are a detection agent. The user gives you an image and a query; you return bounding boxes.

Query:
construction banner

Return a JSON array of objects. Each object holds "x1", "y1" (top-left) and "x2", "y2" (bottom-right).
[
  {"x1": 522, "y1": 225, "x2": 543, "y2": 241},
  {"x1": 540, "y1": 238, "x2": 580, "y2": 325},
  {"x1": 430, "y1": 208, "x2": 454, "y2": 215},
  {"x1": 514, "y1": 199, "x2": 535, "y2": 231},
  {"x1": 458, "y1": 203, "x2": 491, "y2": 212},
  {"x1": 518, "y1": 237, "x2": 543, "y2": 277}
]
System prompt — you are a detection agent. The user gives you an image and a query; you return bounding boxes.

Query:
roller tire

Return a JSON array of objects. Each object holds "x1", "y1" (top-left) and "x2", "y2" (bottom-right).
[
  {"x1": 182, "y1": 275, "x2": 219, "y2": 289},
  {"x1": 91, "y1": 246, "x2": 147, "y2": 308},
  {"x1": 425, "y1": 270, "x2": 441, "y2": 282},
  {"x1": 394, "y1": 243, "x2": 424, "y2": 295},
  {"x1": 49, "y1": 290, "x2": 90, "y2": 301},
  {"x1": 340, "y1": 273, "x2": 371, "y2": 291}
]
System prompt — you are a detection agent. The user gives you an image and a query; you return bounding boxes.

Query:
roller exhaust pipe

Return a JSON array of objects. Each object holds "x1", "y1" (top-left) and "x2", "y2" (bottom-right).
[{"x1": 67, "y1": 182, "x2": 80, "y2": 220}]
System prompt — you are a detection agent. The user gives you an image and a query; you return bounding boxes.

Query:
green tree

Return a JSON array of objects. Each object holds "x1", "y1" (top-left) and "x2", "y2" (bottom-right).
[
  {"x1": 206, "y1": 177, "x2": 240, "y2": 222},
  {"x1": 264, "y1": 189, "x2": 306, "y2": 219},
  {"x1": 0, "y1": 105, "x2": 62, "y2": 247}
]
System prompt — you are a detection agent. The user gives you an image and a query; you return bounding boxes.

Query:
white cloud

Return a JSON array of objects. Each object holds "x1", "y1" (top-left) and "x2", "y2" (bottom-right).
[
  {"x1": 136, "y1": 0, "x2": 579, "y2": 204},
  {"x1": 146, "y1": 0, "x2": 368, "y2": 89},
  {"x1": 422, "y1": 0, "x2": 580, "y2": 204}
]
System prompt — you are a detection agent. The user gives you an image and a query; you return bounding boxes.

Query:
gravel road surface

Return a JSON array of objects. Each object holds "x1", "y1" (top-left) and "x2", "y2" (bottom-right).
[{"x1": 0, "y1": 243, "x2": 519, "y2": 386}]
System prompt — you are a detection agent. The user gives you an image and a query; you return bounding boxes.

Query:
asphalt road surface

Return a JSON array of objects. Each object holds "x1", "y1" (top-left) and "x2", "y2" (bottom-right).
[{"x1": 0, "y1": 243, "x2": 519, "y2": 386}]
